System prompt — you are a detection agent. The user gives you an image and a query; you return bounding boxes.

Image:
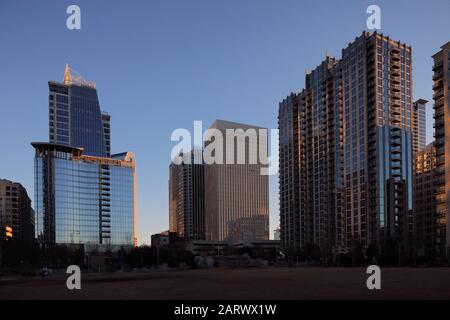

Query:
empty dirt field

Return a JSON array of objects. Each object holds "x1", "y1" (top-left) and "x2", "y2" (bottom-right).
[{"x1": 1, "y1": 267, "x2": 450, "y2": 300}]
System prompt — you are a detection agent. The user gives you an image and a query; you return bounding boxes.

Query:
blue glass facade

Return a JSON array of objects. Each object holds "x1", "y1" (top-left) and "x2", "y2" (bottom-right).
[
  {"x1": 49, "y1": 82, "x2": 108, "y2": 157},
  {"x1": 33, "y1": 143, "x2": 136, "y2": 247},
  {"x1": 70, "y1": 85, "x2": 107, "y2": 157},
  {"x1": 109, "y1": 166, "x2": 135, "y2": 245}
]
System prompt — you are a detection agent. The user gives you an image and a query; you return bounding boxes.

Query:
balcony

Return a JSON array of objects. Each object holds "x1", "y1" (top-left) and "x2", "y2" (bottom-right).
[
  {"x1": 433, "y1": 61, "x2": 443, "y2": 71},
  {"x1": 433, "y1": 90, "x2": 444, "y2": 99},
  {"x1": 391, "y1": 69, "x2": 401, "y2": 77},
  {"x1": 391, "y1": 118, "x2": 401, "y2": 125},
  {"x1": 391, "y1": 147, "x2": 401, "y2": 154},
  {"x1": 434, "y1": 107, "x2": 445, "y2": 118},
  {"x1": 433, "y1": 82, "x2": 444, "y2": 90},
  {"x1": 434, "y1": 176, "x2": 445, "y2": 186},
  {"x1": 433, "y1": 72, "x2": 444, "y2": 81},
  {"x1": 391, "y1": 62, "x2": 400, "y2": 70},
  {"x1": 391, "y1": 84, "x2": 401, "y2": 92}
]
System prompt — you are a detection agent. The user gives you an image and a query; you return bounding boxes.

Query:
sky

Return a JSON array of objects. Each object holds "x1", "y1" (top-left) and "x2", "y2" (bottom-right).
[{"x1": 0, "y1": 0, "x2": 449, "y2": 245}]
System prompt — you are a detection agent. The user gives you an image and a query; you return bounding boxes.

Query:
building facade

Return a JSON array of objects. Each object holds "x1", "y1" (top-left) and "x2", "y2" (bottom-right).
[
  {"x1": 204, "y1": 120, "x2": 269, "y2": 243},
  {"x1": 432, "y1": 41, "x2": 450, "y2": 259},
  {"x1": 49, "y1": 65, "x2": 109, "y2": 157},
  {"x1": 279, "y1": 32, "x2": 414, "y2": 258},
  {"x1": 413, "y1": 143, "x2": 443, "y2": 259},
  {"x1": 33, "y1": 143, "x2": 136, "y2": 247},
  {"x1": 412, "y1": 99, "x2": 427, "y2": 153},
  {"x1": 169, "y1": 149, "x2": 205, "y2": 240},
  {"x1": 0, "y1": 179, "x2": 35, "y2": 244}
]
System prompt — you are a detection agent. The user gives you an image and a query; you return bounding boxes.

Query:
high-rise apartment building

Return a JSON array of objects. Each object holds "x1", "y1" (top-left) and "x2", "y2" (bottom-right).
[
  {"x1": 413, "y1": 143, "x2": 443, "y2": 259},
  {"x1": 169, "y1": 149, "x2": 205, "y2": 240},
  {"x1": 33, "y1": 143, "x2": 137, "y2": 247},
  {"x1": 49, "y1": 65, "x2": 109, "y2": 157},
  {"x1": 204, "y1": 120, "x2": 269, "y2": 243},
  {"x1": 34, "y1": 66, "x2": 137, "y2": 248},
  {"x1": 413, "y1": 99, "x2": 427, "y2": 153},
  {"x1": 432, "y1": 41, "x2": 450, "y2": 259},
  {"x1": 279, "y1": 32, "x2": 414, "y2": 258},
  {"x1": 0, "y1": 179, "x2": 35, "y2": 244}
]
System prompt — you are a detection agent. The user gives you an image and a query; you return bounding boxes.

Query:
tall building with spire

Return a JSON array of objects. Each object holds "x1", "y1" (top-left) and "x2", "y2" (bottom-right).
[
  {"x1": 279, "y1": 32, "x2": 414, "y2": 259},
  {"x1": 33, "y1": 66, "x2": 137, "y2": 248},
  {"x1": 48, "y1": 65, "x2": 108, "y2": 157}
]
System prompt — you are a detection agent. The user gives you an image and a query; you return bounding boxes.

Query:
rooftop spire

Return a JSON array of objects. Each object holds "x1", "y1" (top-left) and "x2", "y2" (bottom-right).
[
  {"x1": 62, "y1": 64, "x2": 96, "y2": 89},
  {"x1": 63, "y1": 63, "x2": 71, "y2": 85}
]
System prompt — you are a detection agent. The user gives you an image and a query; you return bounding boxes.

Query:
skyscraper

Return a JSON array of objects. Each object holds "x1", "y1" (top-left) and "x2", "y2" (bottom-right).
[
  {"x1": 279, "y1": 32, "x2": 414, "y2": 258},
  {"x1": 33, "y1": 143, "x2": 137, "y2": 247},
  {"x1": 0, "y1": 179, "x2": 35, "y2": 244},
  {"x1": 432, "y1": 41, "x2": 450, "y2": 259},
  {"x1": 413, "y1": 99, "x2": 427, "y2": 153},
  {"x1": 169, "y1": 149, "x2": 205, "y2": 240},
  {"x1": 34, "y1": 66, "x2": 137, "y2": 248},
  {"x1": 204, "y1": 120, "x2": 269, "y2": 243},
  {"x1": 49, "y1": 65, "x2": 108, "y2": 157}
]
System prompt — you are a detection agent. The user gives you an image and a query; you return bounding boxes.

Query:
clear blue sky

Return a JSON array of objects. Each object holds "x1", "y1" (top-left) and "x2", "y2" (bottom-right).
[{"x1": 0, "y1": 0, "x2": 448, "y2": 244}]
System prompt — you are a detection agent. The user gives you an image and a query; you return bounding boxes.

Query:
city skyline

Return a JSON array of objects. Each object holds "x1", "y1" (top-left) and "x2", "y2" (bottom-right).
[{"x1": 0, "y1": 1, "x2": 449, "y2": 244}]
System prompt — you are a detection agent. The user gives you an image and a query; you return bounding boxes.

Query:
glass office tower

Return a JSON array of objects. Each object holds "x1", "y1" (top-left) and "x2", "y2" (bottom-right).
[
  {"x1": 49, "y1": 65, "x2": 108, "y2": 157},
  {"x1": 32, "y1": 143, "x2": 136, "y2": 248},
  {"x1": 36, "y1": 66, "x2": 137, "y2": 248}
]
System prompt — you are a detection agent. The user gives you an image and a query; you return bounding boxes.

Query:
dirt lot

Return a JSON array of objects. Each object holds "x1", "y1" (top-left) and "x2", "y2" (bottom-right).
[{"x1": 1, "y1": 267, "x2": 450, "y2": 300}]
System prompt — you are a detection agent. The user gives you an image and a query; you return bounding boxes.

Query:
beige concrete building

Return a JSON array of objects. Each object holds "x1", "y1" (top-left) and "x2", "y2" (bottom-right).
[{"x1": 204, "y1": 120, "x2": 269, "y2": 243}]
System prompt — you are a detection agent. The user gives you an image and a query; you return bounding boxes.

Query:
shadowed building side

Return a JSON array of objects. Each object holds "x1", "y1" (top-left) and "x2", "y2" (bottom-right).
[{"x1": 432, "y1": 41, "x2": 450, "y2": 259}]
